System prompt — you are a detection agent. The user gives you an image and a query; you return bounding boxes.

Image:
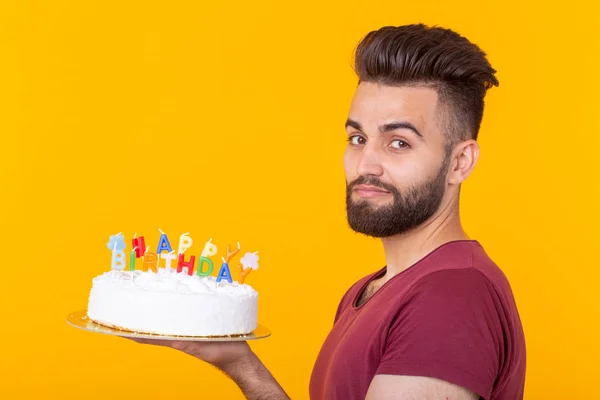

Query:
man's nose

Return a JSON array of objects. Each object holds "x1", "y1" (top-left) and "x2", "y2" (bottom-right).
[{"x1": 356, "y1": 144, "x2": 384, "y2": 177}]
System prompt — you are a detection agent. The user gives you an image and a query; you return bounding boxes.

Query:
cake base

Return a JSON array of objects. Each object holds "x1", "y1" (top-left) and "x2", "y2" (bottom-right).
[
  {"x1": 66, "y1": 310, "x2": 271, "y2": 341},
  {"x1": 90, "y1": 318, "x2": 251, "y2": 338}
]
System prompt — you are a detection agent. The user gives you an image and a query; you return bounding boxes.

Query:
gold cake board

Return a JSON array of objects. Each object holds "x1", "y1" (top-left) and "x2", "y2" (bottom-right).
[{"x1": 66, "y1": 309, "x2": 271, "y2": 341}]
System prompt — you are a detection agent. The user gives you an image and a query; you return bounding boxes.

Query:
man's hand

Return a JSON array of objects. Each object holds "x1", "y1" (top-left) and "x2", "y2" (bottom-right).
[
  {"x1": 128, "y1": 338, "x2": 289, "y2": 400},
  {"x1": 129, "y1": 337, "x2": 252, "y2": 370}
]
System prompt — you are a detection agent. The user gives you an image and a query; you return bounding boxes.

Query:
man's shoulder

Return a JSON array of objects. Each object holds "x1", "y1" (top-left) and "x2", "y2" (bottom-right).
[{"x1": 414, "y1": 240, "x2": 511, "y2": 292}]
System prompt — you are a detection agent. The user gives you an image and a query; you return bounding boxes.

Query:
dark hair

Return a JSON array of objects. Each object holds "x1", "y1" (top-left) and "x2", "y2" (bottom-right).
[{"x1": 354, "y1": 24, "x2": 499, "y2": 147}]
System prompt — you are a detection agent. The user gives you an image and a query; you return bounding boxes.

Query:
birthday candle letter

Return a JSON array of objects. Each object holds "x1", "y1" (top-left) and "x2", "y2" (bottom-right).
[
  {"x1": 142, "y1": 252, "x2": 158, "y2": 272},
  {"x1": 107, "y1": 233, "x2": 126, "y2": 270},
  {"x1": 216, "y1": 245, "x2": 240, "y2": 283},
  {"x1": 161, "y1": 251, "x2": 177, "y2": 270},
  {"x1": 129, "y1": 248, "x2": 137, "y2": 271},
  {"x1": 178, "y1": 233, "x2": 193, "y2": 254},
  {"x1": 216, "y1": 261, "x2": 233, "y2": 283},
  {"x1": 201, "y1": 238, "x2": 218, "y2": 257},
  {"x1": 111, "y1": 249, "x2": 126, "y2": 270},
  {"x1": 177, "y1": 254, "x2": 196, "y2": 276},
  {"x1": 196, "y1": 257, "x2": 214, "y2": 277},
  {"x1": 132, "y1": 236, "x2": 146, "y2": 258},
  {"x1": 156, "y1": 229, "x2": 173, "y2": 254}
]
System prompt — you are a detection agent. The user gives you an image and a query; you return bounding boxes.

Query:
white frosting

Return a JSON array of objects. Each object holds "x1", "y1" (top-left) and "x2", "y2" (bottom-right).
[{"x1": 87, "y1": 269, "x2": 258, "y2": 336}]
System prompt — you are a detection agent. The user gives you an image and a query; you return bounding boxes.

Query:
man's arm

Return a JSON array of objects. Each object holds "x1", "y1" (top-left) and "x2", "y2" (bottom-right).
[
  {"x1": 132, "y1": 339, "x2": 289, "y2": 400},
  {"x1": 365, "y1": 375, "x2": 480, "y2": 400}
]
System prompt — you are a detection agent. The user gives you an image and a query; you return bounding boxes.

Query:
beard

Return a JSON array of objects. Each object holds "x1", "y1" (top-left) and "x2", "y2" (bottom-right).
[{"x1": 345, "y1": 158, "x2": 450, "y2": 238}]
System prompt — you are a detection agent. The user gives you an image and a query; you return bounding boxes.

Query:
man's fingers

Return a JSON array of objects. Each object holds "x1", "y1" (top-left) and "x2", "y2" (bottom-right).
[
  {"x1": 171, "y1": 341, "x2": 185, "y2": 350},
  {"x1": 126, "y1": 337, "x2": 173, "y2": 347},
  {"x1": 171, "y1": 340, "x2": 201, "y2": 355},
  {"x1": 125, "y1": 337, "x2": 201, "y2": 352}
]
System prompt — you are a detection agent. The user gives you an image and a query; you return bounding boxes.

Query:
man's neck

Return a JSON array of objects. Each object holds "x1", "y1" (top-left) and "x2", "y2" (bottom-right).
[{"x1": 380, "y1": 209, "x2": 469, "y2": 281}]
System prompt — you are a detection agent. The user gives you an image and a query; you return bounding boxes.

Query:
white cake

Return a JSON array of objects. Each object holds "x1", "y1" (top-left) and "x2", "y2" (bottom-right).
[{"x1": 87, "y1": 269, "x2": 258, "y2": 336}]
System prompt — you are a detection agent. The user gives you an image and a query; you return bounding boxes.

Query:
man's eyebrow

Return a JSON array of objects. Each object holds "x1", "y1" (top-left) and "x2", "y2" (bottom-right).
[
  {"x1": 380, "y1": 121, "x2": 424, "y2": 139},
  {"x1": 345, "y1": 118, "x2": 362, "y2": 131},
  {"x1": 345, "y1": 118, "x2": 424, "y2": 140}
]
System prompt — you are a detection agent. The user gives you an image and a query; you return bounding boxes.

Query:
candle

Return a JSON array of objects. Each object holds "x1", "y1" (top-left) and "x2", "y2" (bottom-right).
[
  {"x1": 216, "y1": 256, "x2": 233, "y2": 283},
  {"x1": 201, "y1": 238, "x2": 218, "y2": 257},
  {"x1": 132, "y1": 236, "x2": 146, "y2": 258},
  {"x1": 238, "y1": 251, "x2": 259, "y2": 284},
  {"x1": 161, "y1": 250, "x2": 177, "y2": 270},
  {"x1": 225, "y1": 243, "x2": 240, "y2": 262},
  {"x1": 111, "y1": 247, "x2": 126, "y2": 270},
  {"x1": 142, "y1": 252, "x2": 158, "y2": 272},
  {"x1": 156, "y1": 228, "x2": 173, "y2": 254},
  {"x1": 177, "y1": 254, "x2": 196, "y2": 275},
  {"x1": 238, "y1": 264, "x2": 251, "y2": 284},
  {"x1": 178, "y1": 232, "x2": 193, "y2": 254},
  {"x1": 216, "y1": 243, "x2": 242, "y2": 283},
  {"x1": 196, "y1": 257, "x2": 214, "y2": 277},
  {"x1": 129, "y1": 247, "x2": 137, "y2": 271},
  {"x1": 107, "y1": 233, "x2": 126, "y2": 270}
]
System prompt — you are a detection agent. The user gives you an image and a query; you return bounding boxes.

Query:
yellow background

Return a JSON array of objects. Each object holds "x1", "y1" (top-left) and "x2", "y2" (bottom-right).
[{"x1": 1, "y1": 0, "x2": 598, "y2": 398}]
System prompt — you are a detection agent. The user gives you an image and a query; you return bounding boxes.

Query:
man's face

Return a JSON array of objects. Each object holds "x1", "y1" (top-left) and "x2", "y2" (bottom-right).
[{"x1": 344, "y1": 82, "x2": 451, "y2": 238}]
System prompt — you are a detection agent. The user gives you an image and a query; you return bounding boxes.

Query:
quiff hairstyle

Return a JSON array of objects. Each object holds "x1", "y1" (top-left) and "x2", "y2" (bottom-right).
[{"x1": 354, "y1": 24, "x2": 499, "y2": 149}]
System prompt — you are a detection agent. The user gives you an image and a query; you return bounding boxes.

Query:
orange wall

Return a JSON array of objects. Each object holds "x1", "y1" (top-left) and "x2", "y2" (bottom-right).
[{"x1": 1, "y1": 1, "x2": 598, "y2": 398}]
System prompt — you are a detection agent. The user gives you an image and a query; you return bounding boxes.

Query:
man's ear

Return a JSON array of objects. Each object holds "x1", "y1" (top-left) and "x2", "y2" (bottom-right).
[{"x1": 447, "y1": 140, "x2": 479, "y2": 185}]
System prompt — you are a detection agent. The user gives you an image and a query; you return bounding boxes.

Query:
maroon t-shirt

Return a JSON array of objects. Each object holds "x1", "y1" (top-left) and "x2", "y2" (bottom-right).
[{"x1": 309, "y1": 240, "x2": 526, "y2": 400}]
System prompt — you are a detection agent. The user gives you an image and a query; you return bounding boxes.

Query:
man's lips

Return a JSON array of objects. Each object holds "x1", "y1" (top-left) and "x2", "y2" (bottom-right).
[{"x1": 353, "y1": 184, "x2": 391, "y2": 198}]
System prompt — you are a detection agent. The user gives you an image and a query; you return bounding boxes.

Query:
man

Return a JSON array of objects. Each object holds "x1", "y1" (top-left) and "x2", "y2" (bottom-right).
[{"x1": 133, "y1": 24, "x2": 526, "y2": 399}]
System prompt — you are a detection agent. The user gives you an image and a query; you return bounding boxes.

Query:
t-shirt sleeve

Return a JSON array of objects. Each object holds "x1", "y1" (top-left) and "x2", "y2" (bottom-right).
[{"x1": 376, "y1": 268, "x2": 504, "y2": 400}]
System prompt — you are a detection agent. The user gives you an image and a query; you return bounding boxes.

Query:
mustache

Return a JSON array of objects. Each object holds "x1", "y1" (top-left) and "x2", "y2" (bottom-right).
[{"x1": 346, "y1": 176, "x2": 398, "y2": 194}]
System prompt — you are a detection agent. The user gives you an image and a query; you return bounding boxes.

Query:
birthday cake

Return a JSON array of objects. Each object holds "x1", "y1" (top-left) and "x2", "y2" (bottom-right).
[{"x1": 86, "y1": 231, "x2": 260, "y2": 337}]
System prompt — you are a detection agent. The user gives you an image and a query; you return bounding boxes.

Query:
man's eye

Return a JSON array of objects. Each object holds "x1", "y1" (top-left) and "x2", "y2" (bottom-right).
[
  {"x1": 349, "y1": 135, "x2": 366, "y2": 145},
  {"x1": 390, "y1": 139, "x2": 409, "y2": 149}
]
